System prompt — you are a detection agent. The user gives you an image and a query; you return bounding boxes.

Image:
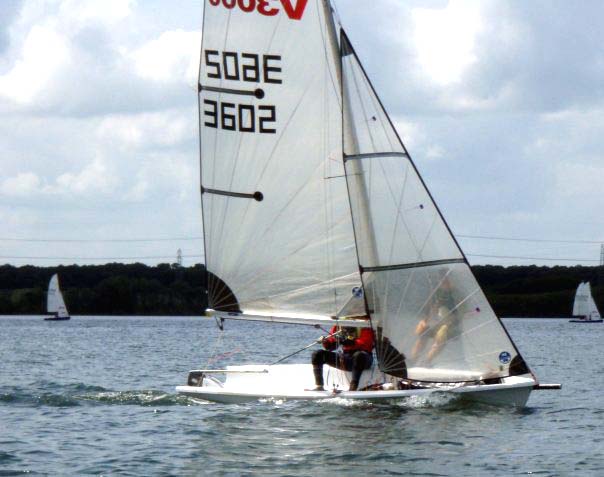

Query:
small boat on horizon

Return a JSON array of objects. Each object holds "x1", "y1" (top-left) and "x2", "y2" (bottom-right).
[
  {"x1": 570, "y1": 282, "x2": 602, "y2": 323},
  {"x1": 44, "y1": 274, "x2": 70, "y2": 321}
]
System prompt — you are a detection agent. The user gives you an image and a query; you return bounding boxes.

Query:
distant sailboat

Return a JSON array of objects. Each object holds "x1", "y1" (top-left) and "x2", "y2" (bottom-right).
[
  {"x1": 176, "y1": 0, "x2": 560, "y2": 406},
  {"x1": 44, "y1": 274, "x2": 70, "y2": 321},
  {"x1": 570, "y1": 282, "x2": 602, "y2": 323}
]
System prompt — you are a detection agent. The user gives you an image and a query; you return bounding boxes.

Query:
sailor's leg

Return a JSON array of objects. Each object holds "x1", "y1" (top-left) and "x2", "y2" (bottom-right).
[
  {"x1": 311, "y1": 350, "x2": 337, "y2": 388},
  {"x1": 349, "y1": 351, "x2": 373, "y2": 391}
]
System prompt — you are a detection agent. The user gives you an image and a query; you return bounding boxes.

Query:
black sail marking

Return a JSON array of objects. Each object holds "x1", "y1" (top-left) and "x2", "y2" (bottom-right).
[{"x1": 202, "y1": 186, "x2": 264, "y2": 202}]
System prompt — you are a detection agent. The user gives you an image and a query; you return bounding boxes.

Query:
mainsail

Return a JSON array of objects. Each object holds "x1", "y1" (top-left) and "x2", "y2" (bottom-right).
[
  {"x1": 199, "y1": 0, "x2": 530, "y2": 383},
  {"x1": 573, "y1": 282, "x2": 600, "y2": 319},
  {"x1": 199, "y1": 0, "x2": 360, "y2": 321},
  {"x1": 47, "y1": 274, "x2": 69, "y2": 318}
]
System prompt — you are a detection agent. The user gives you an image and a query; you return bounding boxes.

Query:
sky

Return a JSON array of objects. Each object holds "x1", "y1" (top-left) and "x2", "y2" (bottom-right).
[{"x1": 1, "y1": 0, "x2": 603, "y2": 268}]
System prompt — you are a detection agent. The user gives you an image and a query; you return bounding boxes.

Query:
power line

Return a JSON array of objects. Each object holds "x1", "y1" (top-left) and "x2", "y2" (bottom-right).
[
  {"x1": 458, "y1": 234, "x2": 604, "y2": 245},
  {"x1": 467, "y1": 254, "x2": 600, "y2": 263},
  {"x1": 0, "y1": 251, "x2": 596, "y2": 263},
  {"x1": 0, "y1": 236, "x2": 203, "y2": 243},
  {"x1": 1, "y1": 233, "x2": 602, "y2": 245},
  {"x1": 0, "y1": 254, "x2": 204, "y2": 261}
]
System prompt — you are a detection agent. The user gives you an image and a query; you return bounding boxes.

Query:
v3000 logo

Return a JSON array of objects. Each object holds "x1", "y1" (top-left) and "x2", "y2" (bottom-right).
[{"x1": 208, "y1": 0, "x2": 309, "y2": 21}]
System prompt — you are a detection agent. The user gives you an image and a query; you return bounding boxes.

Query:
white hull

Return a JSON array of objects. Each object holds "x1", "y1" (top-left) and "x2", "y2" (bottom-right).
[{"x1": 176, "y1": 364, "x2": 535, "y2": 407}]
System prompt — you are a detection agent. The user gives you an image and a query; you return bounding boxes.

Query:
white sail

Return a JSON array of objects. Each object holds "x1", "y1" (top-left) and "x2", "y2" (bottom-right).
[
  {"x1": 572, "y1": 282, "x2": 587, "y2": 316},
  {"x1": 199, "y1": 0, "x2": 360, "y2": 320},
  {"x1": 197, "y1": 0, "x2": 531, "y2": 383},
  {"x1": 588, "y1": 293, "x2": 600, "y2": 320},
  {"x1": 47, "y1": 274, "x2": 69, "y2": 318},
  {"x1": 573, "y1": 282, "x2": 600, "y2": 319},
  {"x1": 340, "y1": 32, "x2": 527, "y2": 382}
]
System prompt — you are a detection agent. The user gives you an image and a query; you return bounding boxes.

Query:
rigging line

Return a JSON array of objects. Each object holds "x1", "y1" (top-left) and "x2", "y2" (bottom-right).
[
  {"x1": 361, "y1": 55, "x2": 403, "y2": 156},
  {"x1": 205, "y1": 328, "x2": 225, "y2": 368},
  {"x1": 467, "y1": 253, "x2": 601, "y2": 262},
  {"x1": 320, "y1": 53, "x2": 338, "y2": 314},
  {"x1": 458, "y1": 234, "x2": 604, "y2": 244}
]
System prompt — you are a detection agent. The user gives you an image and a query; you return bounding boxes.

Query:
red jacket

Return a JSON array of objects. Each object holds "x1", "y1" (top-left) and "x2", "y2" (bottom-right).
[{"x1": 323, "y1": 325, "x2": 374, "y2": 354}]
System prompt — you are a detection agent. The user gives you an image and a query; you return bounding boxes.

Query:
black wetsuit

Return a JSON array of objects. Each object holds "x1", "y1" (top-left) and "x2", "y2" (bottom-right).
[{"x1": 311, "y1": 349, "x2": 373, "y2": 390}]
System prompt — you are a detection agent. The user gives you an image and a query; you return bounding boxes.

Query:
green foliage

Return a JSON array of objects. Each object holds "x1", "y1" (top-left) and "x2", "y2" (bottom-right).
[
  {"x1": 0, "y1": 262, "x2": 601, "y2": 317},
  {"x1": 0, "y1": 263, "x2": 208, "y2": 316},
  {"x1": 474, "y1": 265, "x2": 604, "y2": 317}
]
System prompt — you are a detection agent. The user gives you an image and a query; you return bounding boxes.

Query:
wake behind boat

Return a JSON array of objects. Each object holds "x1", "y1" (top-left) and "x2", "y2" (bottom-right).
[
  {"x1": 570, "y1": 282, "x2": 603, "y2": 323},
  {"x1": 177, "y1": 0, "x2": 560, "y2": 407},
  {"x1": 44, "y1": 273, "x2": 70, "y2": 321}
]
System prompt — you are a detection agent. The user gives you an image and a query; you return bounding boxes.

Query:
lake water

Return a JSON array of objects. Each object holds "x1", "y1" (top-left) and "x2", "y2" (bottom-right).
[{"x1": 0, "y1": 316, "x2": 602, "y2": 476}]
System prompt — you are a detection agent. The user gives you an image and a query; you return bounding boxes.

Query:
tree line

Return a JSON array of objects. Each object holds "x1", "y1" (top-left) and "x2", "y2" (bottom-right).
[
  {"x1": 0, "y1": 262, "x2": 600, "y2": 317},
  {"x1": 0, "y1": 263, "x2": 207, "y2": 316}
]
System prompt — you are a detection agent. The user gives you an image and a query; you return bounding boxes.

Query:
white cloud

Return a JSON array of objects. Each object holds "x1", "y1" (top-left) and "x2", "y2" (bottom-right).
[
  {"x1": 97, "y1": 109, "x2": 195, "y2": 149},
  {"x1": 131, "y1": 30, "x2": 200, "y2": 85},
  {"x1": 392, "y1": 117, "x2": 446, "y2": 162},
  {"x1": 0, "y1": 25, "x2": 70, "y2": 104},
  {"x1": 57, "y1": 0, "x2": 135, "y2": 27},
  {"x1": 412, "y1": 0, "x2": 483, "y2": 85},
  {"x1": 55, "y1": 156, "x2": 117, "y2": 195},
  {"x1": 0, "y1": 172, "x2": 42, "y2": 196},
  {"x1": 554, "y1": 162, "x2": 604, "y2": 200}
]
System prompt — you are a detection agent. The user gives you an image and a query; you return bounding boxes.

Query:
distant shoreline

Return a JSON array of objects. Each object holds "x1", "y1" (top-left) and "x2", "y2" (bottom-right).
[{"x1": 1, "y1": 262, "x2": 602, "y2": 317}]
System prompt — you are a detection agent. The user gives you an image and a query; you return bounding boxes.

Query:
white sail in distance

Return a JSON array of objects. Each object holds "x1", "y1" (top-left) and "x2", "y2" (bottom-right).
[
  {"x1": 47, "y1": 274, "x2": 69, "y2": 318},
  {"x1": 573, "y1": 282, "x2": 600, "y2": 319}
]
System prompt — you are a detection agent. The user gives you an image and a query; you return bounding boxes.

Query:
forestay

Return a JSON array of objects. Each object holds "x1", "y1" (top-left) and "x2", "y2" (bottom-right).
[
  {"x1": 340, "y1": 32, "x2": 529, "y2": 382},
  {"x1": 199, "y1": 0, "x2": 361, "y2": 320}
]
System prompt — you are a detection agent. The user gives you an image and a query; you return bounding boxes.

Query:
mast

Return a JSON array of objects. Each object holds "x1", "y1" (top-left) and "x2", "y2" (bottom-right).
[{"x1": 321, "y1": 0, "x2": 380, "y2": 300}]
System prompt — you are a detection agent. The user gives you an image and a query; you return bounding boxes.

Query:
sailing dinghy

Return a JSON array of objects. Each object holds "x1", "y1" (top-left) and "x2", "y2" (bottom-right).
[
  {"x1": 570, "y1": 282, "x2": 602, "y2": 323},
  {"x1": 44, "y1": 273, "x2": 70, "y2": 321},
  {"x1": 176, "y1": 0, "x2": 559, "y2": 406}
]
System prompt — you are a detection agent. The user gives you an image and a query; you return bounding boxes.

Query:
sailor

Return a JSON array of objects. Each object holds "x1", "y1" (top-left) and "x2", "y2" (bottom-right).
[
  {"x1": 310, "y1": 318, "x2": 375, "y2": 391},
  {"x1": 411, "y1": 276, "x2": 462, "y2": 363}
]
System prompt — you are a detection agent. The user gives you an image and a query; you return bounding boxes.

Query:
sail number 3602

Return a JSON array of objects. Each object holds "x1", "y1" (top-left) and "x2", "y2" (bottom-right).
[{"x1": 204, "y1": 100, "x2": 276, "y2": 134}]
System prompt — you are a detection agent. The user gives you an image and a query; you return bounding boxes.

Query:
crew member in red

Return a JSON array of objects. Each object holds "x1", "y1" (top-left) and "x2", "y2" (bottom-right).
[{"x1": 311, "y1": 318, "x2": 374, "y2": 391}]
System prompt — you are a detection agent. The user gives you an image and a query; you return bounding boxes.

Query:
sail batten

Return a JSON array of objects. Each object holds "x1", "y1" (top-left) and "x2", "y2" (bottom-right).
[
  {"x1": 345, "y1": 152, "x2": 408, "y2": 161},
  {"x1": 362, "y1": 259, "x2": 466, "y2": 273}
]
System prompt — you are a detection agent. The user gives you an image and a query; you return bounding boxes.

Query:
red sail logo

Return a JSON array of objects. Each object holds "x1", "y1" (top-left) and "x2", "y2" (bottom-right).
[{"x1": 208, "y1": 0, "x2": 309, "y2": 21}]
